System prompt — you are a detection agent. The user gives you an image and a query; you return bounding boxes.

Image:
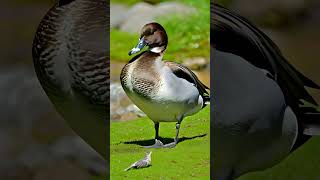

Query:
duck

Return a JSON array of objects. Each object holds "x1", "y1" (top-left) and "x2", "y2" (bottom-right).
[
  {"x1": 211, "y1": 3, "x2": 320, "y2": 179},
  {"x1": 32, "y1": 0, "x2": 109, "y2": 159},
  {"x1": 120, "y1": 22, "x2": 210, "y2": 148}
]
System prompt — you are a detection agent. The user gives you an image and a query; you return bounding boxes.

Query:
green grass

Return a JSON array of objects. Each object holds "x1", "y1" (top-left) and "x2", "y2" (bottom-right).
[
  {"x1": 238, "y1": 136, "x2": 320, "y2": 180},
  {"x1": 110, "y1": 106, "x2": 210, "y2": 179},
  {"x1": 110, "y1": 0, "x2": 210, "y2": 63},
  {"x1": 110, "y1": 30, "x2": 138, "y2": 62}
]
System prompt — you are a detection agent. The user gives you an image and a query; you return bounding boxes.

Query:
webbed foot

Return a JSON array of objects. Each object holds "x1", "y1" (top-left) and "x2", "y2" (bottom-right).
[
  {"x1": 143, "y1": 139, "x2": 178, "y2": 148},
  {"x1": 143, "y1": 139, "x2": 165, "y2": 148}
]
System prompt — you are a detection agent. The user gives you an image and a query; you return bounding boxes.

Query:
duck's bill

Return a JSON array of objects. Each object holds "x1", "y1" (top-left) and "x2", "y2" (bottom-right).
[{"x1": 128, "y1": 38, "x2": 147, "y2": 56}]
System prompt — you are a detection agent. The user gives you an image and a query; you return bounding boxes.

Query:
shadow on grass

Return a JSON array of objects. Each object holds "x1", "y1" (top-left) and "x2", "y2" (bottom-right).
[{"x1": 123, "y1": 134, "x2": 207, "y2": 146}]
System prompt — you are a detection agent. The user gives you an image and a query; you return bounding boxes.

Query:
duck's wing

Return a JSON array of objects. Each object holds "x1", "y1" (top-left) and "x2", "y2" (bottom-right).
[
  {"x1": 164, "y1": 61, "x2": 210, "y2": 106},
  {"x1": 212, "y1": 3, "x2": 320, "y2": 149},
  {"x1": 33, "y1": 0, "x2": 109, "y2": 105},
  {"x1": 212, "y1": 4, "x2": 320, "y2": 100}
]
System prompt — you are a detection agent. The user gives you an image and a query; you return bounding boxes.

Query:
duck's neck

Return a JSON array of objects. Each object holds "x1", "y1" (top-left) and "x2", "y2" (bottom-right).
[{"x1": 150, "y1": 45, "x2": 166, "y2": 54}]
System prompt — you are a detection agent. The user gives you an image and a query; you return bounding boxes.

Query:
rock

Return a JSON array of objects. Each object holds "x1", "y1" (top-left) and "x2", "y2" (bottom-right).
[
  {"x1": 110, "y1": 4, "x2": 129, "y2": 29},
  {"x1": 111, "y1": 83, "x2": 146, "y2": 121},
  {"x1": 111, "y1": 83, "x2": 132, "y2": 120},
  {"x1": 183, "y1": 57, "x2": 208, "y2": 70},
  {"x1": 120, "y1": 2, "x2": 155, "y2": 33},
  {"x1": 126, "y1": 104, "x2": 146, "y2": 117},
  {"x1": 110, "y1": 83, "x2": 127, "y2": 105},
  {"x1": 119, "y1": 2, "x2": 196, "y2": 33},
  {"x1": 118, "y1": 112, "x2": 139, "y2": 121}
]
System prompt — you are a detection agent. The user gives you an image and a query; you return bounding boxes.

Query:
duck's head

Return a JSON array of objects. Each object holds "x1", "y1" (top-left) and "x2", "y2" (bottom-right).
[{"x1": 128, "y1": 22, "x2": 168, "y2": 56}]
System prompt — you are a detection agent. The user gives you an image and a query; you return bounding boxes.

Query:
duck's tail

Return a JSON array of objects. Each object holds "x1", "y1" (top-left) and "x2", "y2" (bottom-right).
[
  {"x1": 300, "y1": 100, "x2": 320, "y2": 136},
  {"x1": 202, "y1": 92, "x2": 211, "y2": 108},
  {"x1": 290, "y1": 100, "x2": 320, "y2": 151}
]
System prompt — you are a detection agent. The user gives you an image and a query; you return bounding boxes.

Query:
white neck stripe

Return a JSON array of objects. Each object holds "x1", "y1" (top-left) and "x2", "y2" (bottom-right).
[{"x1": 150, "y1": 46, "x2": 165, "y2": 53}]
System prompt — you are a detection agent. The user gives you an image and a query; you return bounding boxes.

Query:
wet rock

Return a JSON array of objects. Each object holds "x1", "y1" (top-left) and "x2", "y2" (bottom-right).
[
  {"x1": 183, "y1": 57, "x2": 208, "y2": 70},
  {"x1": 126, "y1": 104, "x2": 145, "y2": 117},
  {"x1": 111, "y1": 83, "x2": 145, "y2": 121},
  {"x1": 117, "y1": 112, "x2": 138, "y2": 121}
]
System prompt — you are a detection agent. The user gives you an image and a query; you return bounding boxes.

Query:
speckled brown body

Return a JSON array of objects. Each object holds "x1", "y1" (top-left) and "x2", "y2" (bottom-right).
[{"x1": 120, "y1": 51, "x2": 161, "y2": 99}]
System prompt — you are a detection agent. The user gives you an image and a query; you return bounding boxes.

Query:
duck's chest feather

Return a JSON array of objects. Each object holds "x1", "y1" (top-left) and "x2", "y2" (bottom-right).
[{"x1": 120, "y1": 54, "x2": 161, "y2": 98}]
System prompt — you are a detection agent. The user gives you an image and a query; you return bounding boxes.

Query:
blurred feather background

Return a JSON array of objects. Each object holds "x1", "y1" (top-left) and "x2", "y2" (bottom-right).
[
  {"x1": 216, "y1": 0, "x2": 320, "y2": 179},
  {"x1": 0, "y1": 1, "x2": 106, "y2": 180}
]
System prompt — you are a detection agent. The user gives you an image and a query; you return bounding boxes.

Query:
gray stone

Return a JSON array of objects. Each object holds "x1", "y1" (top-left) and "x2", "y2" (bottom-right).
[
  {"x1": 110, "y1": 4, "x2": 129, "y2": 29},
  {"x1": 120, "y1": 2, "x2": 155, "y2": 33},
  {"x1": 110, "y1": 83, "x2": 146, "y2": 121},
  {"x1": 183, "y1": 57, "x2": 208, "y2": 70}
]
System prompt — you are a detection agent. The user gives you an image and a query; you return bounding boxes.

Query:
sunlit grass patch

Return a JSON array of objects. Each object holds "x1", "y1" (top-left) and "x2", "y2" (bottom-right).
[{"x1": 110, "y1": 106, "x2": 210, "y2": 179}]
